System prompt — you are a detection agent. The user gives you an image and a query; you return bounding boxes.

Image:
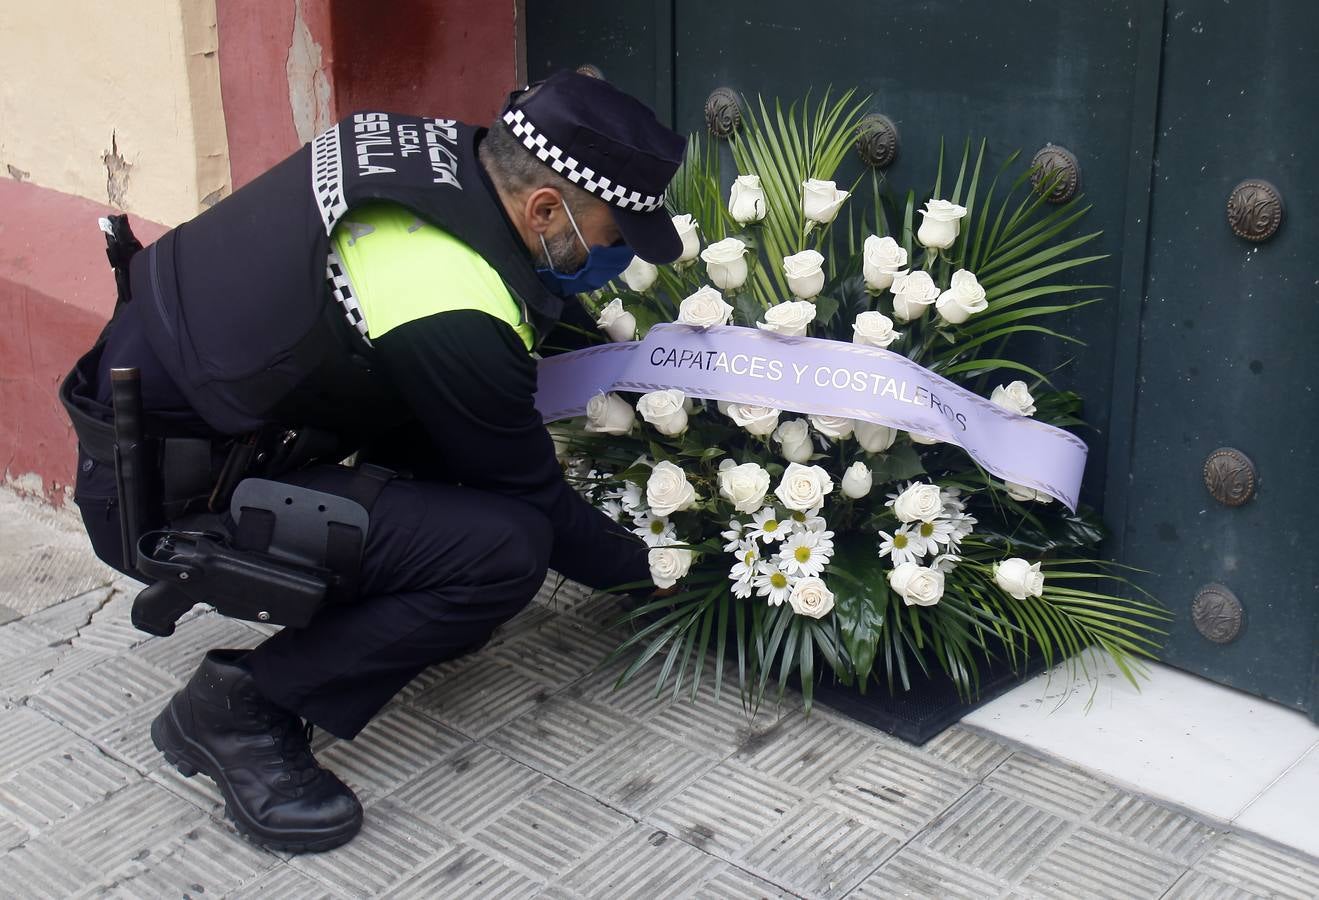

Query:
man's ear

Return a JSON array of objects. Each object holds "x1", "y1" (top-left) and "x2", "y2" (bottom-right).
[{"x1": 524, "y1": 187, "x2": 563, "y2": 235}]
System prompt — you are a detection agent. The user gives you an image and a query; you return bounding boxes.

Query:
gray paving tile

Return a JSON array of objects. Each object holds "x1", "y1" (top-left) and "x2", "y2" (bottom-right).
[
  {"x1": 491, "y1": 612, "x2": 621, "y2": 687},
  {"x1": 20, "y1": 587, "x2": 115, "y2": 638},
  {"x1": 554, "y1": 823, "x2": 720, "y2": 899},
  {"x1": 649, "y1": 670, "x2": 794, "y2": 758},
  {"x1": 922, "y1": 725, "x2": 1013, "y2": 778},
  {"x1": 1016, "y1": 825, "x2": 1186, "y2": 899},
  {"x1": 820, "y1": 744, "x2": 974, "y2": 840},
  {"x1": 915, "y1": 785, "x2": 1072, "y2": 884},
  {"x1": 67, "y1": 591, "x2": 148, "y2": 656},
  {"x1": 485, "y1": 694, "x2": 641, "y2": 779},
  {"x1": 391, "y1": 743, "x2": 550, "y2": 835},
  {"x1": 983, "y1": 751, "x2": 1115, "y2": 820},
  {"x1": 131, "y1": 611, "x2": 265, "y2": 680},
  {"x1": 393, "y1": 841, "x2": 544, "y2": 899},
  {"x1": 692, "y1": 864, "x2": 797, "y2": 899},
  {"x1": 28, "y1": 653, "x2": 177, "y2": 732},
  {"x1": 853, "y1": 842, "x2": 1009, "y2": 899},
  {"x1": 1188, "y1": 833, "x2": 1319, "y2": 898},
  {"x1": 317, "y1": 704, "x2": 467, "y2": 802},
  {"x1": 0, "y1": 740, "x2": 137, "y2": 834},
  {"x1": 288, "y1": 798, "x2": 452, "y2": 897},
  {"x1": 0, "y1": 539, "x2": 115, "y2": 617},
  {"x1": 149, "y1": 761, "x2": 224, "y2": 816},
  {"x1": 88, "y1": 821, "x2": 279, "y2": 898},
  {"x1": 0, "y1": 620, "x2": 52, "y2": 663},
  {"x1": 734, "y1": 711, "x2": 876, "y2": 794},
  {"x1": 647, "y1": 760, "x2": 809, "y2": 859},
  {"x1": 47, "y1": 780, "x2": 206, "y2": 873},
  {"x1": 226, "y1": 862, "x2": 353, "y2": 899},
  {"x1": 0, "y1": 605, "x2": 20, "y2": 626},
  {"x1": 410, "y1": 656, "x2": 555, "y2": 739},
  {"x1": 1089, "y1": 791, "x2": 1219, "y2": 864},
  {"x1": 468, "y1": 781, "x2": 633, "y2": 883},
  {"x1": 565, "y1": 724, "x2": 720, "y2": 816},
  {"x1": 91, "y1": 699, "x2": 166, "y2": 772},
  {"x1": 0, "y1": 836, "x2": 100, "y2": 899},
  {"x1": 1162, "y1": 869, "x2": 1267, "y2": 899},
  {"x1": 0, "y1": 706, "x2": 78, "y2": 774},
  {"x1": 738, "y1": 801, "x2": 900, "y2": 899}
]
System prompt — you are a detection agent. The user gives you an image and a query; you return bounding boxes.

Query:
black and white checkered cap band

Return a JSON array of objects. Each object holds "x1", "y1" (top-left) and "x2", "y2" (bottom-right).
[{"x1": 503, "y1": 109, "x2": 665, "y2": 213}]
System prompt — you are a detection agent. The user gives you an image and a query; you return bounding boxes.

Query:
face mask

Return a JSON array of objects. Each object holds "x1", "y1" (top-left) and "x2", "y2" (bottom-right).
[{"x1": 535, "y1": 202, "x2": 633, "y2": 297}]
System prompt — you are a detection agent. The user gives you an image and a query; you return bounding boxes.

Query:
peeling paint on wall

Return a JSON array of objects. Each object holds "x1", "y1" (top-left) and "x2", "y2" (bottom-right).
[
  {"x1": 287, "y1": 0, "x2": 332, "y2": 145},
  {"x1": 6, "y1": 164, "x2": 29, "y2": 182},
  {"x1": 101, "y1": 132, "x2": 132, "y2": 209}
]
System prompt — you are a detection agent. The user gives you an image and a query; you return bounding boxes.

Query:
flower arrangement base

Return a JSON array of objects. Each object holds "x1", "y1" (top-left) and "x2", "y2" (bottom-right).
[{"x1": 807, "y1": 648, "x2": 1049, "y2": 746}]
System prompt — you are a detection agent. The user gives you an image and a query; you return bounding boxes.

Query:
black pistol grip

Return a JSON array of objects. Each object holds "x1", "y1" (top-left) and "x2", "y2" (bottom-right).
[{"x1": 129, "y1": 581, "x2": 195, "y2": 637}]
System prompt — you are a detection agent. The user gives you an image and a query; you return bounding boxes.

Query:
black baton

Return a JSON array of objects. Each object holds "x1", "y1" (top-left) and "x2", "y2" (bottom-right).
[{"x1": 110, "y1": 367, "x2": 147, "y2": 571}]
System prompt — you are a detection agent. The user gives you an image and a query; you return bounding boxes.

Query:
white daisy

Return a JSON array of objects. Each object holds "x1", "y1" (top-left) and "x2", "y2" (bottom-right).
[
  {"x1": 878, "y1": 526, "x2": 924, "y2": 566},
  {"x1": 632, "y1": 513, "x2": 677, "y2": 547},
  {"x1": 753, "y1": 561, "x2": 795, "y2": 607},
  {"x1": 931, "y1": 553, "x2": 961, "y2": 574},
  {"x1": 729, "y1": 539, "x2": 761, "y2": 598},
  {"x1": 606, "y1": 480, "x2": 644, "y2": 514},
  {"x1": 948, "y1": 512, "x2": 977, "y2": 544},
  {"x1": 600, "y1": 499, "x2": 624, "y2": 522},
  {"x1": 913, "y1": 517, "x2": 956, "y2": 549},
  {"x1": 777, "y1": 530, "x2": 834, "y2": 577},
  {"x1": 721, "y1": 519, "x2": 745, "y2": 552},
  {"x1": 748, "y1": 507, "x2": 791, "y2": 544}
]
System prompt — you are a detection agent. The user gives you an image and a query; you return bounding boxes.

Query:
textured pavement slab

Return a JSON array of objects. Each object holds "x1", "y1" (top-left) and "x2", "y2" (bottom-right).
[{"x1": 3, "y1": 490, "x2": 1319, "y2": 898}]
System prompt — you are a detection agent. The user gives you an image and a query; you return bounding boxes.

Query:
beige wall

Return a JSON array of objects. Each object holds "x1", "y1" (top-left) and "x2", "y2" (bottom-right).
[{"x1": 0, "y1": 0, "x2": 231, "y2": 226}]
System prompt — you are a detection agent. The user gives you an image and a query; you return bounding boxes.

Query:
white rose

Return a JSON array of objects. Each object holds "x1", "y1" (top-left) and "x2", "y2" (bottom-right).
[
  {"x1": 917, "y1": 198, "x2": 969, "y2": 250},
  {"x1": 729, "y1": 174, "x2": 767, "y2": 224},
  {"x1": 758, "y1": 300, "x2": 817, "y2": 337},
  {"x1": 775, "y1": 462, "x2": 834, "y2": 512},
  {"x1": 890, "y1": 271, "x2": 940, "y2": 322},
  {"x1": 936, "y1": 270, "x2": 988, "y2": 325},
  {"x1": 862, "y1": 235, "x2": 908, "y2": 293},
  {"x1": 908, "y1": 432, "x2": 942, "y2": 445},
  {"x1": 782, "y1": 250, "x2": 826, "y2": 300},
  {"x1": 672, "y1": 214, "x2": 701, "y2": 263},
  {"x1": 788, "y1": 576, "x2": 836, "y2": 618},
  {"x1": 774, "y1": 419, "x2": 815, "y2": 464},
  {"x1": 852, "y1": 311, "x2": 901, "y2": 349},
  {"x1": 585, "y1": 392, "x2": 635, "y2": 435},
  {"x1": 888, "y1": 562, "x2": 946, "y2": 607},
  {"x1": 700, "y1": 238, "x2": 749, "y2": 291},
  {"x1": 841, "y1": 462, "x2": 873, "y2": 499},
  {"x1": 725, "y1": 403, "x2": 780, "y2": 436},
  {"x1": 854, "y1": 421, "x2": 897, "y2": 453},
  {"x1": 595, "y1": 298, "x2": 637, "y2": 342},
  {"x1": 636, "y1": 389, "x2": 689, "y2": 436},
  {"x1": 649, "y1": 546, "x2": 693, "y2": 589},
  {"x1": 1005, "y1": 481, "x2": 1053, "y2": 504},
  {"x1": 892, "y1": 483, "x2": 943, "y2": 523},
  {"x1": 801, "y1": 178, "x2": 849, "y2": 225},
  {"x1": 620, "y1": 255, "x2": 658, "y2": 292},
  {"x1": 717, "y1": 461, "x2": 772, "y2": 513},
  {"x1": 646, "y1": 461, "x2": 697, "y2": 517},
  {"x1": 809, "y1": 415, "x2": 854, "y2": 440},
  {"x1": 677, "y1": 285, "x2": 734, "y2": 327},
  {"x1": 993, "y1": 557, "x2": 1045, "y2": 600},
  {"x1": 991, "y1": 381, "x2": 1037, "y2": 417}
]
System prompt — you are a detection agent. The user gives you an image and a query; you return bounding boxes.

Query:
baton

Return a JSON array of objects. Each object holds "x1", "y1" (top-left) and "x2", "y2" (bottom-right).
[{"x1": 110, "y1": 367, "x2": 147, "y2": 571}]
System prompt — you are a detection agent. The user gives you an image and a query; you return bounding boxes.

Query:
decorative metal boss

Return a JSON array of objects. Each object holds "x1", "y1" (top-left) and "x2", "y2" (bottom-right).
[
  {"x1": 1227, "y1": 179, "x2": 1284, "y2": 242},
  {"x1": 704, "y1": 87, "x2": 742, "y2": 139},
  {"x1": 1030, "y1": 144, "x2": 1080, "y2": 203},
  {"x1": 1203, "y1": 447, "x2": 1257, "y2": 507},
  {"x1": 854, "y1": 114, "x2": 900, "y2": 169},
  {"x1": 1192, "y1": 583, "x2": 1244, "y2": 644}
]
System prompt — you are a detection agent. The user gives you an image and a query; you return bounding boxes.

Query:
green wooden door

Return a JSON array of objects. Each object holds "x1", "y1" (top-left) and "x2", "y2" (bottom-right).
[
  {"x1": 526, "y1": 1, "x2": 1319, "y2": 716},
  {"x1": 1106, "y1": 2, "x2": 1319, "y2": 715}
]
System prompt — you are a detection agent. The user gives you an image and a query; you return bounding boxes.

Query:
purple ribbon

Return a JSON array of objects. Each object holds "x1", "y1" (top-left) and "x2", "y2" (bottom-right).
[{"x1": 536, "y1": 324, "x2": 1088, "y2": 510}]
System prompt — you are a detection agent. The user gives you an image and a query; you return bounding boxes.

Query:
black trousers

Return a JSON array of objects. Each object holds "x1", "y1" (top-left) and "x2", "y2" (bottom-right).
[{"x1": 77, "y1": 460, "x2": 553, "y2": 739}]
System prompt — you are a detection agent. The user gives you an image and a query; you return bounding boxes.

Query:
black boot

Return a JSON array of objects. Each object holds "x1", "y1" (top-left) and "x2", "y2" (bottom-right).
[{"x1": 151, "y1": 649, "x2": 363, "y2": 852}]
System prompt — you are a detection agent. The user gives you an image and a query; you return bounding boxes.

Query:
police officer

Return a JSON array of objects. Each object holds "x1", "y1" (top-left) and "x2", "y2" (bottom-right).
[{"x1": 64, "y1": 71, "x2": 685, "y2": 851}]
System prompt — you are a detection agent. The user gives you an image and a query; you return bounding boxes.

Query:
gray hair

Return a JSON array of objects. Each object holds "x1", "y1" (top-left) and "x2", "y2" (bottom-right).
[{"x1": 479, "y1": 89, "x2": 595, "y2": 215}]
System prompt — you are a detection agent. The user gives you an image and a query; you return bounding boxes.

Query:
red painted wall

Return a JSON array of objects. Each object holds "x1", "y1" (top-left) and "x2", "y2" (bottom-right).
[
  {"x1": 328, "y1": 0, "x2": 519, "y2": 127},
  {"x1": 0, "y1": 180, "x2": 166, "y2": 501}
]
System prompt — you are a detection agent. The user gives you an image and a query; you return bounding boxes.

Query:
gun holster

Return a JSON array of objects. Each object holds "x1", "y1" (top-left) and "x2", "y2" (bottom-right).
[{"x1": 130, "y1": 478, "x2": 375, "y2": 637}]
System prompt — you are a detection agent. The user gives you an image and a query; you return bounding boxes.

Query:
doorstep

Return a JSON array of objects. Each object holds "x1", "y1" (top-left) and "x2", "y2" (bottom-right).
[{"x1": 963, "y1": 652, "x2": 1319, "y2": 859}]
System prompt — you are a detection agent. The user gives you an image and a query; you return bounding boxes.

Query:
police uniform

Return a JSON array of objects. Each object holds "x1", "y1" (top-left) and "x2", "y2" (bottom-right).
[{"x1": 62, "y1": 71, "x2": 686, "y2": 850}]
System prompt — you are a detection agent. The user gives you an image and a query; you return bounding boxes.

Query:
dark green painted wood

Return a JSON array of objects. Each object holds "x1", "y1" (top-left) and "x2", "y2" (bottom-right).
[
  {"x1": 526, "y1": 1, "x2": 1319, "y2": 715},
  {"x1": 1119, "y1": 3, "x2": 1319, "y2": 715}
]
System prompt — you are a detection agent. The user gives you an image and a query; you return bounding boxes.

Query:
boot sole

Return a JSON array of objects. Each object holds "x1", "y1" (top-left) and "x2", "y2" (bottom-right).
[{"x1": 151, "y1": 703, "x2": 362, "y2": 853}]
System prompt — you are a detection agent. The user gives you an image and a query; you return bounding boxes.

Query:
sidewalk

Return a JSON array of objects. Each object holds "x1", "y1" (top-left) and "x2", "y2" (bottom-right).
[{"x1": 2, "y1": 487, "x2": 1317, "y2": 899}]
